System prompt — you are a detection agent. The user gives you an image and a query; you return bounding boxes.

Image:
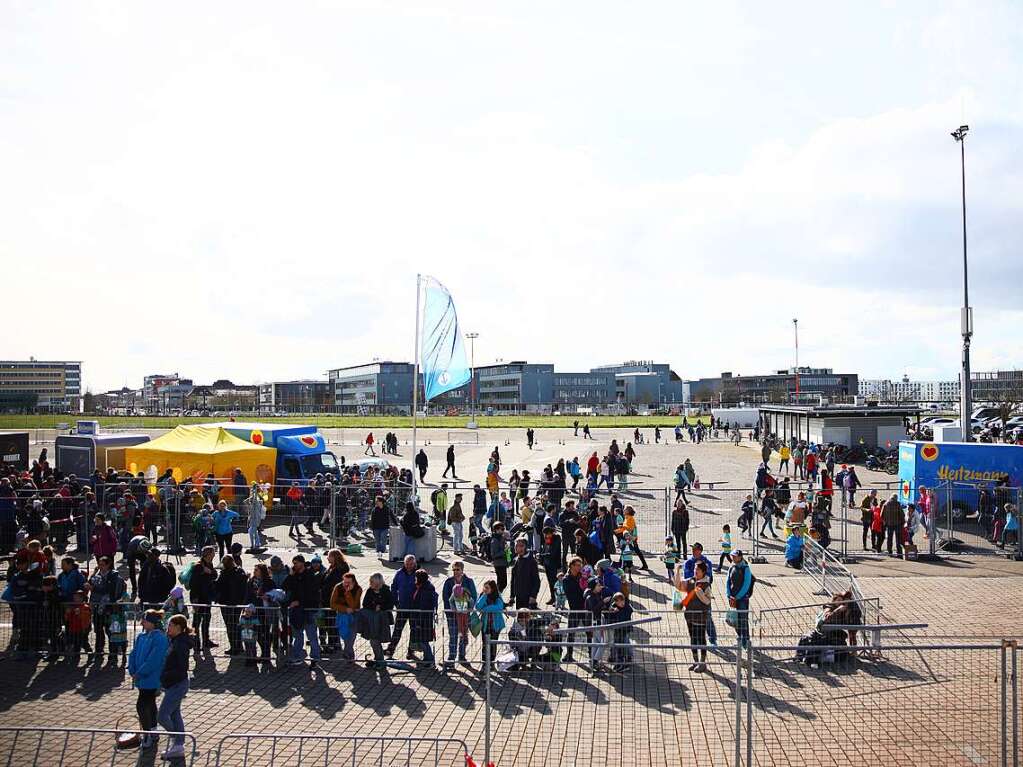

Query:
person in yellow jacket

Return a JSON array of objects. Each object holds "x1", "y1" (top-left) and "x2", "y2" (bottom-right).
[{"x1": 778, "y1": 444, "x2": 791, "y2": 475}]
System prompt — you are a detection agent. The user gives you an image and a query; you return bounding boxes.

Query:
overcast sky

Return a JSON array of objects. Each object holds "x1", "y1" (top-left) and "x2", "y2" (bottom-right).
[{"x1": 3, "y1": 1, "x2": 1021, "y2": 392}]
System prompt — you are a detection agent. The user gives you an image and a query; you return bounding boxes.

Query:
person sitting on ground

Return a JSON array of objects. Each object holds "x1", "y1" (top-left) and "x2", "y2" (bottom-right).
[{"x1": 785, "y1": 526, "x2": 804, "y2": 569}]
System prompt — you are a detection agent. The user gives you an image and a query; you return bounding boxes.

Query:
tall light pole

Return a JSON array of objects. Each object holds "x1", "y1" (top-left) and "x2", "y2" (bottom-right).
[
  {"x1": 952, "y1": 125, "x2": 973, "y2": 441},
  {"x1": 793, "y1": 318, "x2": 799, "y2": 403},
  {"x1": 465, "y1": 331, "x2": 479, "y2": 425}
]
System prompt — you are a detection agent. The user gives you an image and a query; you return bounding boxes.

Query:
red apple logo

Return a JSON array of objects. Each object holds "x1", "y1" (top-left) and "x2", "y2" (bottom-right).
[
  {"x1": 300, "y1": 435, "x2": 318, "y2": 448},
  {"x1": 250, "y1": 430, "x2": 264, "y2": 446}
]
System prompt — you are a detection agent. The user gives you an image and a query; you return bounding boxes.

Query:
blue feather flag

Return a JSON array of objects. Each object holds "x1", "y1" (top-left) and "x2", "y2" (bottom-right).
[{"x1": 420, "y1": 277, "x2": 471, "y2": 401}]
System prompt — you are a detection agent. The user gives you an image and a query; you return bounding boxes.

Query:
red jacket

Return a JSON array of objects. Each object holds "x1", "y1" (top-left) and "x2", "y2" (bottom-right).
[{"x1": 91, "y1": 523, "x2": 118, "y2": 557}]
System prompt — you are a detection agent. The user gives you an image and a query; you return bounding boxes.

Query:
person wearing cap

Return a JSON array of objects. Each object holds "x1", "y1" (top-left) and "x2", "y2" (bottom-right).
[
  {"x1": 726, "y1": 549, "x2": 755, "y2": 649},
  {"x1": 282, "y1": 555, "x2": 322, "y2": 667},
  {"x1": 138, "y1": 547, "x2": 175, "y2": 608},
  {"x1": 125, "y1": 533, "x2": 152, "y2": 599},
  {"x1": 128, "y1": 609, "x2": 169, "y2": 750}
]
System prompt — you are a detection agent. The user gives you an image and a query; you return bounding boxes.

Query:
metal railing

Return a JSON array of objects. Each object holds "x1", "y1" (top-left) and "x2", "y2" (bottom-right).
[
  {"x1": 0, "y1": 726, "x2": 198, "y2": 766},
  {"x1": 212, "y1": 734, "x2": 470, "y2": 767}
]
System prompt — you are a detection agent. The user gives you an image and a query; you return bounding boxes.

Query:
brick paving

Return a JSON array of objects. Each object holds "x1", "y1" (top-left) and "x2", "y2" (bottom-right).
[{"x1": 2, "y1": 432, "x2": 1021, "y2": 765}]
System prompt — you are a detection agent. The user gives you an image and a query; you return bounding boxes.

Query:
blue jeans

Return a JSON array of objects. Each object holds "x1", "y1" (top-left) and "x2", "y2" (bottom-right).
[
  {"x1": 707, "y1": 613, "x2": 718, "y2": 645},
  {"x1": 759, "y1": 514, "x2": 776, "y2": 536},
  {"x1": 291, "y1": 615, "x2": 321, "y2": 661},
  {"x1": 373, "y1": 528, "x2": 388, "y2": 553},
  {"x1": 733, "y1": 597, "x2": 750, "y2": 648},
  {"x1": 447, "y1": 618, "x2": 467, "y2": 661},
  {"x1": 403, "y1": 534, "x2": 417, "y2": 558},
  {"x1": 157, "y1": 680, "x2": 188, "y2": 747},
  {"x1": 470, "y1": 515, "x2": 484, "y2": 538}
]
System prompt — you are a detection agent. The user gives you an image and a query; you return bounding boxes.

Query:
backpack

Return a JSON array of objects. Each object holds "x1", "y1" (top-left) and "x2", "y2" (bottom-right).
[{"x1": 179, "y1": 562, "x2": 194, "y2": 588}]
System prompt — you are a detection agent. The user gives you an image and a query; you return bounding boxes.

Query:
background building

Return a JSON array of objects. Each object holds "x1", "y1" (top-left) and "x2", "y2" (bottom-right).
[
  {"x1": 552, "y1": 372, "x2": 616, "y2": 408},
  {"x1": 0, "y1": 359, "x2": 81, "y2": 412},
  {"x1": 591, "y1": 361, "x2": 683, "y2": 405},
  {"x1": 258, "y1": 380, "x2": 332, "y2": 413},
  {"x1": 971, "y1": 370, "x2": 1023, "y2": 404},
  {"x1": 686, "y1": 367, "x2": 858, "y2": 406},
  {"x1": 859, "y1": 376, "x2": 959, "y2": 404},
  {"x1": 187, "y1": 379, "x2": 259, "y2": 412},
  {"x1": 476, "y1": 362, "x2": 554, "y2": 412},
  {"x1": 328, "y1": 362, "x2": 415, "y2": 414}
]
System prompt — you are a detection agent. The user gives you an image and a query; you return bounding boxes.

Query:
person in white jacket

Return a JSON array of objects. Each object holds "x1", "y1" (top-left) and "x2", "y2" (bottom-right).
[{"x1": 246, "y1": 483, "x2": 266, "y2": 551}]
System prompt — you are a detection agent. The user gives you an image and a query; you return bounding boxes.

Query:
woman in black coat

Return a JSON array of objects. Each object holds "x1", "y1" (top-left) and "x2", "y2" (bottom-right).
[
  {"x1": 408, "y1": 569, "x2": 437, "y2": 669},
  {"x1": 671, "y1": 499, "x2": 690, "y2": 557}
]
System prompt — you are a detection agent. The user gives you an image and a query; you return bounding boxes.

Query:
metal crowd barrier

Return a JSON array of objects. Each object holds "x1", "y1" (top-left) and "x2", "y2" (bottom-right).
[
  {"x1": 212, "y1": 734, "x2": 470, "y2": 767},
  {"x1": 0, "y1": 726, "x2": 198, "y2": 766}
]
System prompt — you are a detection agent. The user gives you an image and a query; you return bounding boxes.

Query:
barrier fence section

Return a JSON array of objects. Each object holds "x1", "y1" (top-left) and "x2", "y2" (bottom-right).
[
  {"x1": 0, "y1": 727, "x2": 198, "y2": 767},
  {"x1": 937, "y1": 482, "x2": 1022, "y2": 557},
  {"x1": 0, "y1": 601, "x2": 754, "y2": 666},
  {"x1": 479, "y1": 637, "x2": 1019, "y2": 767},
  {"x1": 213, "y1": 735, "x2": 470, "y2": 767}
]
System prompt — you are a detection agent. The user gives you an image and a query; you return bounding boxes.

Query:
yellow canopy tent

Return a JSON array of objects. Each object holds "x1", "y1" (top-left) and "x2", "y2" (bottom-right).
[{"x1": 123, "y1": 425, "x2": 276, "y2": 499}]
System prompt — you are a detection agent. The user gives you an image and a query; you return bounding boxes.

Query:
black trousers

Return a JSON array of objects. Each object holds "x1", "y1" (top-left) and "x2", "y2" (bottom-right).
[
  {"x1": 136, "y1": 688, "x2": 158, "y2": 734},
  {"x1": 495, "y1": 567, "x2": 508, "y2": 594},
  {"x1": 673, "y1": 532, "x2": 688, "y2": 558},
  {"x1": 221, "y1": 606, "x2": 241, "y2": 651},
  {"x1": 885, "y1": 525, "x2": 903, "y2": 555}
]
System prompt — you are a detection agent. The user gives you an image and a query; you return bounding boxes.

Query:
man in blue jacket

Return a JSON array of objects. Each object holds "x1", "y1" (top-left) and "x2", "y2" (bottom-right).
[
  {"x1": 385, "y1": 555, "x2": 419, "y2": 659},
  {"x1": 441, "y1": 560, "x2": 477, "y2": 669},
  {"x1": 726, "y1": 549, "x2": 755, "y2": 650},
  {"x1": 128, "y1": 609, "x2": 169, "y2": 750}
]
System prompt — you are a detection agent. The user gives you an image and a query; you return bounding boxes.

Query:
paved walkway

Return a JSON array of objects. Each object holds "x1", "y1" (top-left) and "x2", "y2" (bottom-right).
[{"x1": 2, "y1": 432, "x2": 1020, "y2": 765}]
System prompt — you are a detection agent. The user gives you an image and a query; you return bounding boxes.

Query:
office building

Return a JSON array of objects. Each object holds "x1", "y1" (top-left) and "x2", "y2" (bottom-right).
[
  {"x1": 686, "y1": 367, "x2": 858, "y2": 406},
  {"x1": 971, "y1": 370, "x2": 1023, "y2": 403},
  {"x1": 258, "y1": 380, "x2": 332, "y2": 413},
  {"x1": 475, "y1": 362, "x2": 553, "y2": 412},
  {"x1": 591, "y1": 361, "x2": 684, "y2": 405},
  {"x1": 859, "y1": 377, "x2": 959, "y2": 403},
  {"x1": 552, "y1": 372, "x2": 617, "y2": 407},
  {"x1": 0, "y1": 359, "x2": 82, "y2": 412},
  {"x1": 328, "y1": 362, "x2": 415, "y2": 413}
]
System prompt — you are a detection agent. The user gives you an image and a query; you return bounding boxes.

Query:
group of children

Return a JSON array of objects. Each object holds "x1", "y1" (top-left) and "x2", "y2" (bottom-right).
[{"x1": 659, "y1": 524, "x2": 733, "y2": 581}]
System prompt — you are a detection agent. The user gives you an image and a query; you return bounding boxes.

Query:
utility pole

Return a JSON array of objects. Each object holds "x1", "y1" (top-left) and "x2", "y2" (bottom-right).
[{"x1": 951, "y1": 125, "x2": 973, "y2": 441}]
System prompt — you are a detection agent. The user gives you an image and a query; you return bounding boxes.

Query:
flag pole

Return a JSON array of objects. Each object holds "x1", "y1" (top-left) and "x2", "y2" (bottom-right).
[{"x1": 411, "y1": 274, "x2": 422, "y2": 500}]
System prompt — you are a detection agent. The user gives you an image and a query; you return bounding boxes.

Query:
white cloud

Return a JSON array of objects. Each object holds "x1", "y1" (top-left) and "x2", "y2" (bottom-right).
[{"x1": 0, "y1": 1, "x2": 1020, "y2": 391}]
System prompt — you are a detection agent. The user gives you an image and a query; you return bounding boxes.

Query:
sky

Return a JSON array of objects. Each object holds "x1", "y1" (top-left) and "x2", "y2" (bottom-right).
[{"x1": 2, "y1": 1, "x2": 1021, "y2": 393}]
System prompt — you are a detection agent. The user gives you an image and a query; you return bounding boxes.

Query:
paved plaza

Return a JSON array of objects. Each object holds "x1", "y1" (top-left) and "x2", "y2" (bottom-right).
[{"x1": 2, "y1": 429, "x2": 1021, "y2": 766}]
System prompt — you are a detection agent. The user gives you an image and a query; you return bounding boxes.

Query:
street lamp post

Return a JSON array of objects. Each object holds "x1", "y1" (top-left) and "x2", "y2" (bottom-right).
[
  {"x1": 465, "y1": 332, "x2": 479, "y2": 426},
  {"x1": 952, "y1": 125, "x2": 973, "y2": 441},
  {"x1": 793, "y1": 318, "x2": 799, "y2": 403}
]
